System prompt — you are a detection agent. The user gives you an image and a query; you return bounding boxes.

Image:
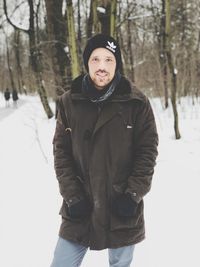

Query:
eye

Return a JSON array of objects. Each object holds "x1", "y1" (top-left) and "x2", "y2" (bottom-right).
[
  {"x1": 91, "y1": 57, "x2": 99, "y2": 62},
  {"x1": 106, "y1": 58, "x2": 113, "y2": 62}
]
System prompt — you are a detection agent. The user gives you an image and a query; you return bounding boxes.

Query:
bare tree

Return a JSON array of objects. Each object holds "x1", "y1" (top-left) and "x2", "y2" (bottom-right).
[
  {"x1": 13, "y1": 29, "x2": 24, "y2": 94},
  {"x1": 44, "y1": 0, "x2": 71, "y2": 98},
  {"x1": 110, "y1": 0, "x2": 117, "y2": 38},
  {"x1": 150, "y1": 0, "x2": 168, "y2": 108},
  {"x1": 3, "y1": 28, "x2": 16, "y2": 90},
  {"x1": 3, "y1": 0, "x2": 53, "y2": 118},
  {"x1": 165, "y1": 0, "x2": 181, "y2": 139},
  {"x1": 66, "y1": 0, "x2": 80, "y2": 79}
]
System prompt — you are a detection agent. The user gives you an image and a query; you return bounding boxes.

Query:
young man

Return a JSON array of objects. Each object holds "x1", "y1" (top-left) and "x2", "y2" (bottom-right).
[{"x1": 51, "y1": 34, "x2": 158, "y2": 267}]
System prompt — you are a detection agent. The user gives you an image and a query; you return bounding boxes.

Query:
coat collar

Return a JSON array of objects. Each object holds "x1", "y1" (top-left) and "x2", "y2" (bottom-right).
[{"x1": 70, "y1": 74, "x2": 146, "y2": 103}]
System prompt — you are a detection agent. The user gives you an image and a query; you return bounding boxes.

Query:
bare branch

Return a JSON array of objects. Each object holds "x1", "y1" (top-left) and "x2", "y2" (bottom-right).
[
  {"x1": 24, "y1": 117, "x2": 49, "y2": 164},
  {"x1": 3, "y1": 0, "x2": 29, "y2": 33}
]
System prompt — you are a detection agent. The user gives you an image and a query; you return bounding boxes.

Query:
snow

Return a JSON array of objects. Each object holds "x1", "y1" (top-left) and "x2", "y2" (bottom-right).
[
  {"x1": 97, "y1": 7, "x2": 106, "y2": 14},
  {"x1": 0, "y1": 93, "x2": 200, "y2": 267},
  {"x1": 64, "y1": 46, "x2": 69, "y2": 53},
  {"x1": 174, "y1": 68, "x2": 178, "y2": 75}
]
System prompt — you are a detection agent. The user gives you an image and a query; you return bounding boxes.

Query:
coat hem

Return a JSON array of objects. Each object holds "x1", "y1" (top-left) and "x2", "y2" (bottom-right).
[{"x1": 59, "y1": 231, "x2": 145, "y2": 251}]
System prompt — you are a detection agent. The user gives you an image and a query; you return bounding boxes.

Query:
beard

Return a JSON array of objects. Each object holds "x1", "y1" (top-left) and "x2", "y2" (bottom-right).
[{"x1": 92, "y1": 70, "x2": 112, "y2": 90}]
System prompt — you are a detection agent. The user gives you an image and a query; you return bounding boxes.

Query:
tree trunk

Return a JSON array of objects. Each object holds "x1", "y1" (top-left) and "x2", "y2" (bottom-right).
[
  {"x1": 98, "y1": 0, "x2": 111, "y2": 35},
  {"x1": 110, "y1": 0, "x2": 117, "y2": 38},
  {"x1": 179, "y1": 0, "x2": 188, "y2": 97},
  {"x1": 127, "y1": 0, "x2": 135, "y2": 82},
  {"x1": 14, "y1": 29, "x2": 23, "y2": 94},
  {"x1": 77, "y1": 0, "x2": 83, "y2": 71},
  {"x1": 87, "y1": 0, "x2": 93, "y2": 38},
  {"x1": 87, "y1": 0, "x2": 101, "y2": 38},
  {"x1": 160, "y1": 0, "x2": 169, "y2": 108},
  {"x1": 151, "y1": 0, "x2": 168, "y2": 108},
  {"x1": 165, "y1": 0, "x2": 181, "y2": 139},
  {"x1": 66, "y1": 0, "x2": 80, "y2": 79},
  {"x1": 28, "y1": 0, "x2": 53, "y2": 118},
  {"x1": 4, "y1": 30, "x2": 16, "y2": 90},
  {"x1": 44, "y1": 0, "x2": 71, "y2": 96},
  {"x1": 195, "y1": 30, "x2": 200, "y2": 98}
]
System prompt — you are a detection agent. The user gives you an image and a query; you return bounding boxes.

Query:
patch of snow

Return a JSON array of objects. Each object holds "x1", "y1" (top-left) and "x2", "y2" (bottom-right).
[{"x1": 97, "y1": 7, "x2": 106, "y2": 14}]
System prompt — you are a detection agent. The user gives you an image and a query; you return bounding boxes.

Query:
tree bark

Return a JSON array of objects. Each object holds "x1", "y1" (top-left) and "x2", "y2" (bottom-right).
[
  {"x1": 28, "y1": 0, "x2": 53, "y2": 118},
  {"x1": 165, "y1": 0, "x2": 181, "y2": 139},
  {"x1": 110, "y1": 0, "x2": 117, "y2": 38},
  {"x1": 127, "y1": 0, "x2": 135, "y2": 82},
  {"x1": 98, "y1": 0, "x2": 111, "y2": 35},
  {"x1": 44, "y1": 0, "x2": 71, "y2": 97},
  {"x1": 4, "y1": 30, "x2": 16, "y2": 90},
  {"x1": 150, "y1": 0, "x2": 168, "y2": 108},
  {"x1": 14, "y1": 29, "x2": 23, "y2": 94},
  {"x1": 160, "y1": 0, "x2": 169, "y2": 108},
  {"x1": 87, "y1": 0, "x2": 101, "y2": 38},
  {"x1": 77, "y1": 0, "x2": 83, "y2": 70},
  {"x1": 66, "y1": 0, "x2": 80, "y2": 79}
]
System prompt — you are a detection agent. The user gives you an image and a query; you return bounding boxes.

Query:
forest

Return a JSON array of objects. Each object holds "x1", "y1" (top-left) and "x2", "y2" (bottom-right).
[{"x1": 0, "y1": 0, "x2": 200, "y2": 139}]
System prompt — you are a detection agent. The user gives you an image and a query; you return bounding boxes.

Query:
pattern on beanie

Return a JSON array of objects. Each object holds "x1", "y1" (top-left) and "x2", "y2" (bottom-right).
[{"x1": 106, "y1": 41, "x2": 117, "y2": 53}]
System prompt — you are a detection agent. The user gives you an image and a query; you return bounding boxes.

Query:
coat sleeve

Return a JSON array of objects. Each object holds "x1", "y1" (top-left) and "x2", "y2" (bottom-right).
[
  {"x1": 53, "y1": 98, "x2": 85, "y2": 206},
  {"x1": 126, "y1": 98, "x2": 158, "y2": 203}
]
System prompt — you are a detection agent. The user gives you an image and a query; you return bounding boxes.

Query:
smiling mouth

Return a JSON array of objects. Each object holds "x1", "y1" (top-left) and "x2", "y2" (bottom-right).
[{"x1": 96, "y1": 72, "x2": 107, "y2": 78}]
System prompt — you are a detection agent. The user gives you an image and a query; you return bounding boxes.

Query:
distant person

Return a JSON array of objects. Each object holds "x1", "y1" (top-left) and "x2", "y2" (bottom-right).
[
  {"x1": 4, "y1": 88, "x2": 10, "y2": 107},
  {"x1": 12, "y1": 89, "x2": 19, "y2": 107}
]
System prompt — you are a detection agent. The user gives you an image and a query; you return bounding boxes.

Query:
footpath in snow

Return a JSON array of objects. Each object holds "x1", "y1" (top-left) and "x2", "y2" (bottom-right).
[{"x1": 0, "y1": 93, "x2": 200, "y2": 267}]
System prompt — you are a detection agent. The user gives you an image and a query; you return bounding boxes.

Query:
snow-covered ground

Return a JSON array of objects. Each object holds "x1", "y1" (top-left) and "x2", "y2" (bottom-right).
[{"x1": 0, "y1": 93, "x2": 199, "y2": 267}]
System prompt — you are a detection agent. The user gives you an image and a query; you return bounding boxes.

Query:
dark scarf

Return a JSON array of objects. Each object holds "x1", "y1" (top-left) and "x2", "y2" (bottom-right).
[{"x1": 82, "y1": 70, "x2": 121, "y2": 103}]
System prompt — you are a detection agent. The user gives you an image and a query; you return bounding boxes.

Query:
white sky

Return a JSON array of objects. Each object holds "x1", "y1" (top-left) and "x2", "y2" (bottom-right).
[{"x1": 0, "y1": 93, "x2": 200, "y2": 267}]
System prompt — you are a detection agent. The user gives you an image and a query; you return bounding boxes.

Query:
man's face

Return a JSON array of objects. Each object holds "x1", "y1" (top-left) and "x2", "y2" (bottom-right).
[{"x1": 88, "y1": 48, "x2": 116, "y2": 90}]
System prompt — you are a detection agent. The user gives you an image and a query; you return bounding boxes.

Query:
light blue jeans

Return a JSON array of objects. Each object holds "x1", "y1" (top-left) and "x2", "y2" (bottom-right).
[{"x1": 50, "y1": 237, "x2": 135, "y2": 267}]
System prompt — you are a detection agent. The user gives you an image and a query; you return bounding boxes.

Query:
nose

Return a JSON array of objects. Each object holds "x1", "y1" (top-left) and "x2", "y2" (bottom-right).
[{"x1": 98, "y1": 59, "x2": 106, "y2": 70}]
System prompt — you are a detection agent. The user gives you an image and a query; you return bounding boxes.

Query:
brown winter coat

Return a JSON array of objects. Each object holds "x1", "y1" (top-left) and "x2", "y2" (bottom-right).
[{"x1": 53, "y1": 75, "x2": 158, "y2": 250}]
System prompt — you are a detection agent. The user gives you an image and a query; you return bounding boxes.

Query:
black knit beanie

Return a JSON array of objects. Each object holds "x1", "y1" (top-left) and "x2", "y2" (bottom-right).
[{"x1": 83, "y1": 34, "x2": 122, "y2": 72}]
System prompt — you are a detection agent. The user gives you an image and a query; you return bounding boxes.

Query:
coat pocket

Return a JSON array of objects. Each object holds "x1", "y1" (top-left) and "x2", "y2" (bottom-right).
[
  {"x1": 110, "y1": 184, "x2": 144, "y2": 231},
  {"x1": 59, "y1": 200, "x2": 71, "y2": 219},
  {"x1": 59, "y1": 200, "x2": 83, "y2": 223},
  {"x1": 110, "y1": 201, "x2": 144, "y2": 231}
]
